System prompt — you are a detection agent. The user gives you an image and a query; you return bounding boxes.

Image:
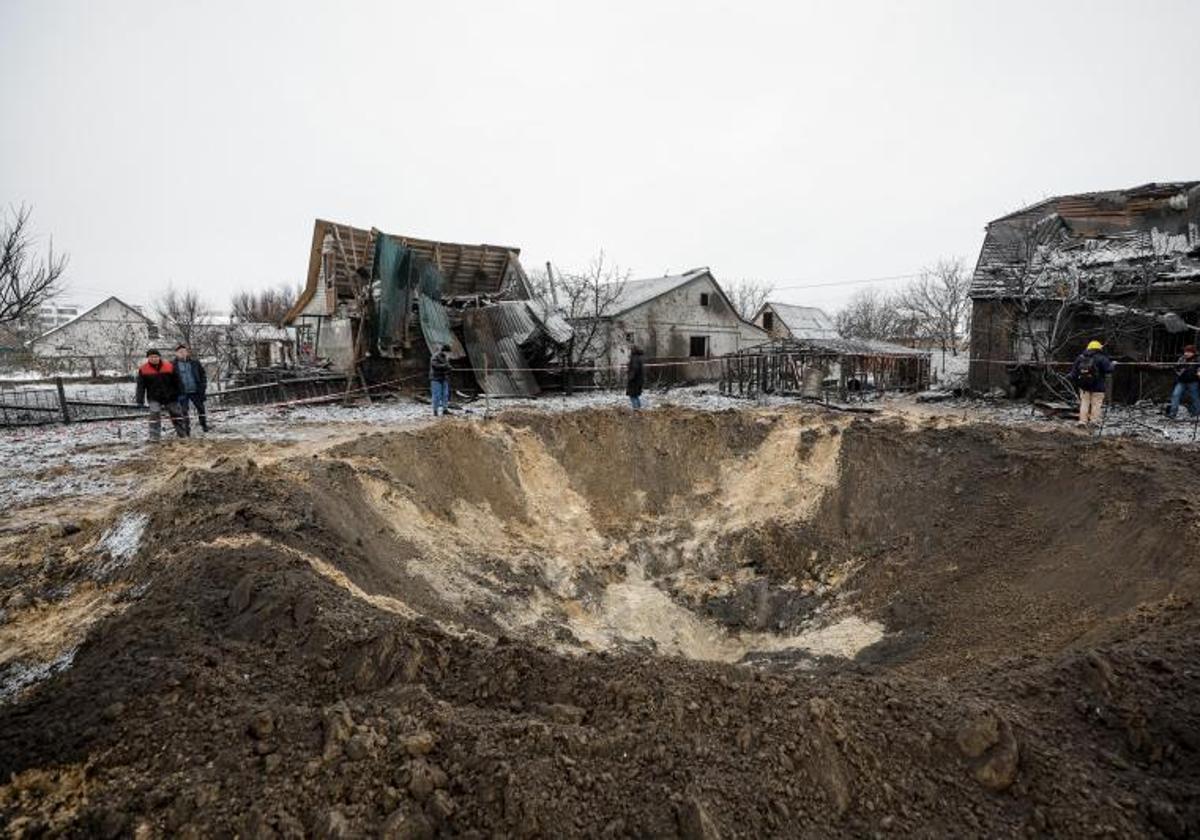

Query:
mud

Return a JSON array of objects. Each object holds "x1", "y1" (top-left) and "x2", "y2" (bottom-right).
[{"x1": 2, "y1": 406, "x2": 1199, "y2": 837}]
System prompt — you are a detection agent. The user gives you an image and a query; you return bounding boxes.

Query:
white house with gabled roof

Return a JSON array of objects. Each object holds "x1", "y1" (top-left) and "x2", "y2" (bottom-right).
[
  {"x1": 582, "y1": 267, "x2": 768, "y2": 383},
  {"x1": 27, "y1": 296, "x2": 157, "y2": 374}
]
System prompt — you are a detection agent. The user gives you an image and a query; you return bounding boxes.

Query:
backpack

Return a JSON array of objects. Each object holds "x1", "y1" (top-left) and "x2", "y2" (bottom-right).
[{"x1": 1078, "y1": 353, "x2": 1100, "y2": 387}]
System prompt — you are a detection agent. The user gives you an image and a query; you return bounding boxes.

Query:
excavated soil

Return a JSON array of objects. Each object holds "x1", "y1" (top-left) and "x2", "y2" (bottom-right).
[{"x1": 2, "y1": 407, "x2": 1200, "y2": 838}]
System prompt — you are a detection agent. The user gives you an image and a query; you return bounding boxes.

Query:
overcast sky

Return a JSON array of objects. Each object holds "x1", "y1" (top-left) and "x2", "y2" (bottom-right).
[{"x1": 2, "y1": 0, "x2": 1197, "y2": 315}]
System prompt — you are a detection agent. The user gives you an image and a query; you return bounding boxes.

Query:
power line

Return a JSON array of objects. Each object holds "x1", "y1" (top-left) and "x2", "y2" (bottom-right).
[{"x1": 770, "y1": 272, "x2": 923, "y2": 291}]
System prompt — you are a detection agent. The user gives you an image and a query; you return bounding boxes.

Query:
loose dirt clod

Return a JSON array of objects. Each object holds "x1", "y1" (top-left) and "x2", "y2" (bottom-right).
[{"x1": 1, "y1": 406, "x2": 1199, "y2": 837}]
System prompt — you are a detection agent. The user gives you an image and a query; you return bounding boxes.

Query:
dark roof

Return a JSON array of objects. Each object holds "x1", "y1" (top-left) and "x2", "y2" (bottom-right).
[{"x1": 972, "y1": 182, "x2": 1200, "y2": 299}]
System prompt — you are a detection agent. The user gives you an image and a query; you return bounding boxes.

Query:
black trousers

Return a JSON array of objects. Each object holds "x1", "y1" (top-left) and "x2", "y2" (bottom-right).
[{"x1": 178, "y1": 394, "x2": 208, "y2": 433}]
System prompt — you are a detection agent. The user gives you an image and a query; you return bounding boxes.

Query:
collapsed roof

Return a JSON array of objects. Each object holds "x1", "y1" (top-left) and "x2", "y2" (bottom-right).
[
  {"x1": 285, "y1": 219, "x2": 570, "y2": 396},
  {"x1": 971, "y1": 182, "x2": 1200, "y2": 300},
  {"x1": 285, "y1": 220, "x2": 532, "y2": 323}
]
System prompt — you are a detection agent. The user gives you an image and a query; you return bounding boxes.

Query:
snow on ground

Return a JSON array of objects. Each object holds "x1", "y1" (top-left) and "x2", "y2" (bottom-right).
[
  {"x1": 924, "y1": 397, "x2": 1200, "y2": 444},
  {"x1": 1, "y1": 386, "x2": 1196, "y2": 514}
]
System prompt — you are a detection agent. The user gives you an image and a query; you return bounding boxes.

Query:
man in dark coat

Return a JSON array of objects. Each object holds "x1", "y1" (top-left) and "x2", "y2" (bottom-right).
[
  {"x1": 135, "y1": 349, "x2": 187, "y2": 441},
  {"x1": 1167, "y1": 344, "x2": 1200, "y2": 419},
  {"x1": 429, "y1": 344, "x2": 452, "y2": 416},
  {"x1": 1068, "y1": 339, "x2": 1115, "y2": 426},
  {"x1": 173, "y1": 343, "x2": 209, "y2": 434},
  {"x1": 626, "y1": 346, "x2": 645, "y2": 410}
]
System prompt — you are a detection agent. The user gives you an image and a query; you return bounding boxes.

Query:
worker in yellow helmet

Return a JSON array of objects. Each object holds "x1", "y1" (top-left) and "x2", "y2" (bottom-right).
[{"x1": 1069, "y1": 340, "x2": 1114, "y2": 426}]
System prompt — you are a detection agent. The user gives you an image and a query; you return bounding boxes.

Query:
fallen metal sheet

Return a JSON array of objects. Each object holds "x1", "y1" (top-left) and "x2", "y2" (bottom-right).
[
  {"x1": 461, "y1": 304, "x2": 541, "y2": 396},
  {"x1": 525, "y1": 298, "x2": 574, "y2": 345},
  {"x1": 418, "y1": 293, "x2": 466, "y2": 358}
]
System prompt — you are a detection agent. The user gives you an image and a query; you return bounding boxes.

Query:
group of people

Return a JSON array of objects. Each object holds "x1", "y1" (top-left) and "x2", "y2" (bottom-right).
[
  {"x1": 1070, "y1": 340, "x2": 1200, "y2": 426},
  {"x1": 426, "y1": 338, "x2": 1199, "y2": 424},
  {"x1": 135, "y1": 345, "x2": 209, "y2": 440}
]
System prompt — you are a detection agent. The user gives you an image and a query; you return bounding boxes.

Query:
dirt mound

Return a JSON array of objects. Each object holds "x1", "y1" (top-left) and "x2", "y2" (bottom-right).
[{"x1": 2, "y1": 407, "x2": 1199, "y2": 837}]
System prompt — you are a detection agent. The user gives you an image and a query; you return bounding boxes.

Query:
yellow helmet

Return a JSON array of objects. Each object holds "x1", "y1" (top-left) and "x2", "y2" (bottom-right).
[{"x1": 1087, "y1": 340, "x2": 1103, "y2": 351}]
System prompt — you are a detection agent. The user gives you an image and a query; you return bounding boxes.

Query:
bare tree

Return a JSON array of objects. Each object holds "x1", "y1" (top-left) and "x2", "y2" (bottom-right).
[
  {"x1": 231, "y1": 283, "x2": 301, "y2": 324},
  {"x1": 533, "y1": 250, "x2": 629, "y2": 367},
  {"x1": 895, "y1": 258, "x2": 972, "y2": 361},
  {"x1": 1, "y1": 205, "x2": 69, "y2": 325},
  {"x1": 155, "y1": 285, "x2": 220, "y2": 357},
  {"x1": 724, "y1": 279, "x2": 776, "y2": 321},
  {"x1": 835, "y1": 288, "x2": 906, "y2": 341}
]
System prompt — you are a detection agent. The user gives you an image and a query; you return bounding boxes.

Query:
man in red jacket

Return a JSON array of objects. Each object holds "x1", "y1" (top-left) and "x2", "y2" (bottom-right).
[{"x1": 135, "y1": 349, "x2": 187, "y2": 441}]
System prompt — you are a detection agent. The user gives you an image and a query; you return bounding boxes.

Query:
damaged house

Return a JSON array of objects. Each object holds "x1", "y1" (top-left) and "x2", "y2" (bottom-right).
[
  {"x1": 969, "y1": 181, "x2": 1200, "y2": 401},
  {"x1": 283, "y1": 220, "x2": 572, "y2": 397},
  {"x1": 576, "y1": 268, "x2": 768, "y2": 385}
]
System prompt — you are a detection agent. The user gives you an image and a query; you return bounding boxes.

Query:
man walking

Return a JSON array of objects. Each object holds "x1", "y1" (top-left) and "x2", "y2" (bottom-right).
[
  {"x1": 1069, "y1": 340, "x2": 1115, "y2": 427},
  {"x1": 173, "y1": 343, "x2": 209, "y2": 434},
  {"x1": 430, "y1": 343, "x2": 452, "y2": 416},
  {"x1": 626, "y1": 346, "x2": 645, "y2": 410},
  {"x1": 1167, "y1": 344, "x2": 1200, "y2": 420},
  {"x1": 135, "y1": 349, "x2": 187, "y2": 441}
]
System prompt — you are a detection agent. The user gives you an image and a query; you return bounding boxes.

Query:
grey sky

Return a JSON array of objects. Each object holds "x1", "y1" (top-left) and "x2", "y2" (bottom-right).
[{"x1": 2, "y1": 0, "x2": 1197, "y2": 316}]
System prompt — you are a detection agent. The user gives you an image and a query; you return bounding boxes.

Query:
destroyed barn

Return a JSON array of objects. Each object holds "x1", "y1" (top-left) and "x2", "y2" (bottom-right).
[
  {"x1": 968, "y1": 181, "x2": 1200, "y2": 402},
  {"x1": 283, "y1": 220, "x2": 572, "y2": 397},
  {"x1": 727, "y1": 301, "x2": 931, "y2": 398}
]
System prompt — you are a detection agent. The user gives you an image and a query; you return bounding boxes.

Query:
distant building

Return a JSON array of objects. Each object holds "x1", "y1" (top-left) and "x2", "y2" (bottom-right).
[
  {"x1": 969, "y1": 181, "x2": 1200, "y2": 400},
  {"x1": 27, "y1": 296, "x2": 157, "y2": 374},
  {"x1": 753, "y1": 302, "x2": 840, "y2": 340},
  {"x1": 582, "y1": 268, "x2": 768, "y2": 384},
  {"x1": 36, "y1": 301, "x2": 81, "y2": 333}
]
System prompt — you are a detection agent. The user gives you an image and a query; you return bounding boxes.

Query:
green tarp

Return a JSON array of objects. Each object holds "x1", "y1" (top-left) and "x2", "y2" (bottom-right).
[{"x1": 372, "y1": 233, "x2": 448, "y2": 357}]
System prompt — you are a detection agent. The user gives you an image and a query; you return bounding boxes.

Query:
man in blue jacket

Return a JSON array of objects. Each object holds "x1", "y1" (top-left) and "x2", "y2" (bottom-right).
[
  {"x1": 1167, "y1": 344, "x2": 1200, "y2": 420},
  {"x1": 173, "y1": 343, "x2": 209, "y2": 434},
  {"x1": 429, "y1": 344, "x2": 452, "y2": 417},
  {"x1": 1069, "y1": 340, "x2": 1115, "y2": 426}
]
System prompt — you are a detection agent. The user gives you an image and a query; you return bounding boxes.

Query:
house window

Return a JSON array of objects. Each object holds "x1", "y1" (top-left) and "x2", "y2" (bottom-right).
[
  {"x1": 689, "y1": 336, "x2": 709, "y2": 358},
  {"x1": 147, "y1": 324, "x2": 160, "y2": 340},
  {"x1": 699, "y1": 293, "x2": 710, "y2": 307},
  {"x1": 763, "y1": 311, "x2": 774, "y2": 331},
  {"x1": 625, "y1": 332, "x2": 635, "y2": 343}
]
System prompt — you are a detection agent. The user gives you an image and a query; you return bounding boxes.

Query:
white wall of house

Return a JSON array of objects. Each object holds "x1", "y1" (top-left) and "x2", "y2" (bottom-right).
[
  {"x1": 599, "y1": 275, "x2": 768, "y2": 380},
  {"x1": 28, "y1": 297, "x2": 154, "y2": 373},
  {"x1": 292, "y1": 246, "x2": 356, "y2": 369}
]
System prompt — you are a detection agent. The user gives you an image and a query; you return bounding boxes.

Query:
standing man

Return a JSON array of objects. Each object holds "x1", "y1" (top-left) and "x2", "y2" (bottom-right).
[
  {"x1": 1069, "y1": 339, "x2": 1115, "y2": 427},
  {"x1": 626, "y1": 346, "x2": 645, "y2": 410},
  {"x1": 1167, "y1": 344, "x2": 1200, "y2": 420},
  {"x1": 429, "y1": 343, "x2": 452, "y2": 417},
  {"x1": 173, "y1": 343, "x2": 209, "y2": 434},
  {"x1": 135, "y1": 349, "x2": 187, "y2": 441}
]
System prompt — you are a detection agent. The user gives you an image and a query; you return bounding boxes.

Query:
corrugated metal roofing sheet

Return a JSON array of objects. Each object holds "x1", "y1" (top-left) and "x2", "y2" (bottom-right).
[
  {"x1": 525, "y1": 298, "x2": 574, "y2": 345},
  {"x1": 418, "y1": 294, "x2": 465, "y2": 358},
  {"x1": 461, "y1": 303, "x2": 541, "y2": 396}
]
